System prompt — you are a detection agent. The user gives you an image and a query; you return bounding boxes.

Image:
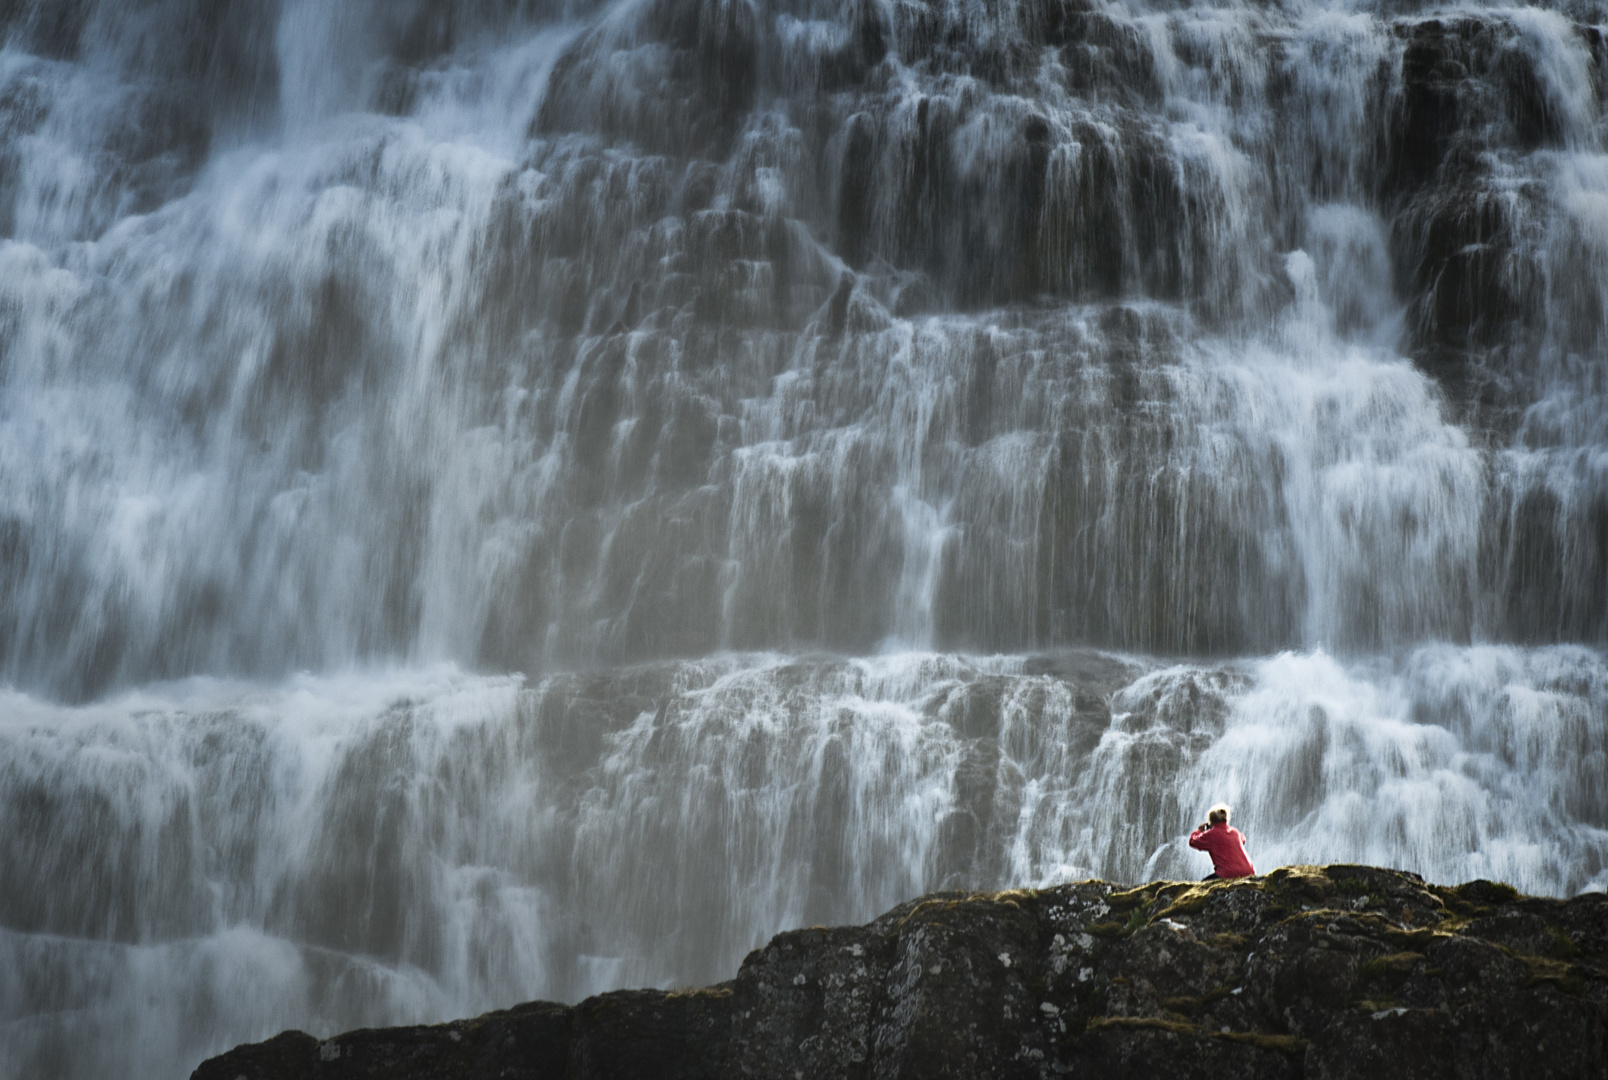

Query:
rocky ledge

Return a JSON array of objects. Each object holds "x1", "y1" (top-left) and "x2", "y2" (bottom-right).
[{"x1": 194, "y1": 865, "x2": 1606, "y2": 1080}]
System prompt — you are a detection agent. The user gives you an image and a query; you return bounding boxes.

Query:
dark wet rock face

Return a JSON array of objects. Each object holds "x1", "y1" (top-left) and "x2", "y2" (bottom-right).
[{"x1": 193, "y1": 866, "x2": 1608, "y2": 1080}]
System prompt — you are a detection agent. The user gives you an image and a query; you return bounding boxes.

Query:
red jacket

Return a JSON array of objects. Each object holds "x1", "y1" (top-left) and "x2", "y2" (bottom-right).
[{"x1": 1189, "y1": 822, "x2": 1255, "y2": 878}]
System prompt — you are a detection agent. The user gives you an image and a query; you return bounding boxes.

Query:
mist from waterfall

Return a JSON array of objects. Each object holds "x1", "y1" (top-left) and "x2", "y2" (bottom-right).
[{"x1": 1, "y1": 1, "x2": 1605, "y2": 1077}]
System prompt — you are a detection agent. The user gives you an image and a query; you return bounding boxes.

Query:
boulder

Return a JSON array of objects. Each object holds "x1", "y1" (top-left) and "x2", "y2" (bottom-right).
[{"x1": 193, "y1": 866, "x2": 1608, "y2": 1080}]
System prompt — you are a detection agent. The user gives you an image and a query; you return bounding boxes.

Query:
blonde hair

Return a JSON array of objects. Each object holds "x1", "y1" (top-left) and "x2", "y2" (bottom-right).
[{"x1": 1207, "y1": 804, "x2": 1230, "y2": 826}]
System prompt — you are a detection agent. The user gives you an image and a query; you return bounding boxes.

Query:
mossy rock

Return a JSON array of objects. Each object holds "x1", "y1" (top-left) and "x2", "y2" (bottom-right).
[
  {"x1": 1216, "y1": 1030, "x2": 1309, "y2": 1055},
  {"x1": 1160, "y1": 986, "x2": 1233, "y2": 1013},
  {"x1": 1454, "y1": 879, "x2": 1520, "y2": 905},
  {"x1": 1360, "y1": 951, "x2": 1425, "y2": 984},
  {"x1": 1087, "y1": 1015, "x2": 1198, "y2": 1037},
  {"x1": 1262, "y1": 865, "x2": 1336, "y2": 902}
]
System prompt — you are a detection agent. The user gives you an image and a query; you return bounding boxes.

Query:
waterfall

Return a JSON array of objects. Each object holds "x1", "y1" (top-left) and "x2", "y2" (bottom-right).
[{"x1": 1, "y1": 1, "x2": 1604, "y2": 1076}]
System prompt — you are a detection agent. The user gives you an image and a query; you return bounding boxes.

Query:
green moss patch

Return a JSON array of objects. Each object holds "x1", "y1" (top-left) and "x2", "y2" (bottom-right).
[
  {"x1": 1263, "y1": 865, "x2": 1335, "y2": 901},
  {"x1": 1217, "y1": 1031, "x2": 1310, "y2": 1055},
  {"x1": 1382, "y1": 927, "x2": 1452, "y2": 951},
  {"x1": 1159, "y1": 987, "x2": 1233, "y2": 1013},
  {"x1": 1544, "y1": 928, "x2": 1581, "y2": 960},
  {"x1": 1359, "y1": 952, "x2": 1424, "y2": 983},
  {"x1": 1088, "y1": 1015, "x2": 1197, "y2": 1037},
  {"x1": 1105, "y1": 884, "x2": 1165, "y2": 913},
  {"x1": 1156, "y1": 878, "x2": 1259, "y2": 919},
  {"x1": 896, "y1": 889, "x2": 1034, "y2": 929},
  {"x1": 1454, "y1": 880, "x2": 1520, "y2": 905},
  {"x1": 1520, "y1": 955, "x2": 1587, "y2": 996}
]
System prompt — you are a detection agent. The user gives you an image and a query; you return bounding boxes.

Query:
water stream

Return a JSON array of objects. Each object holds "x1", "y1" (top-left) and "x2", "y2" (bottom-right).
[{"x1": 1, "y1": 1, "x2": 1604, "y2": 1076}]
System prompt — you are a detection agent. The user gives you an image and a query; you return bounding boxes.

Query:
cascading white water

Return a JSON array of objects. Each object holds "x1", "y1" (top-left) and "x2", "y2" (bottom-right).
[
  {"x1": 3, "y1": 649, "x2": 1605, "y2": 1077},
  {"x1": 1, "y1": 1, "x2": 1605, "y2": 1077}
]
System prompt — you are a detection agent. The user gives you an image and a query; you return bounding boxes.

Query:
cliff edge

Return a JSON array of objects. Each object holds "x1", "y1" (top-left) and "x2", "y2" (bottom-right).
[{"x1": 193, "y1": 865, "x2": 1607, "y2": 1079}]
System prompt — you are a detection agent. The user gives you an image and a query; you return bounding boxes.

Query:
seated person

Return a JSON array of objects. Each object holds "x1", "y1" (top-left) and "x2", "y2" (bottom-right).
[{"x1": 1189, "y1": 803, "x2": 1255, "y2": 880}]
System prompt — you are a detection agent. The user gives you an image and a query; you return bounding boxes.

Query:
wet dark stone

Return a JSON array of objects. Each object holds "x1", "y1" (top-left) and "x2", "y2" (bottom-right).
[
  {"x1": 192, "y1": 1030, "x2": 319, "y2": 1080},
  {"x1": 570, "y1": 989, "x2": 731, "y2": 1080},
  {"x1": 1503, "y1": 486, "x2": 1567, "y2": 642},
  {"x1": 191, "y1": 1002, "x2": 573, "y2": 1080},
  {"x1": 1389, "y1": 20, "x2": 1469, "y2": 195},
  {"x1": 1306, "y1": 1009, "x2": 1454, "y2": 1080}
]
